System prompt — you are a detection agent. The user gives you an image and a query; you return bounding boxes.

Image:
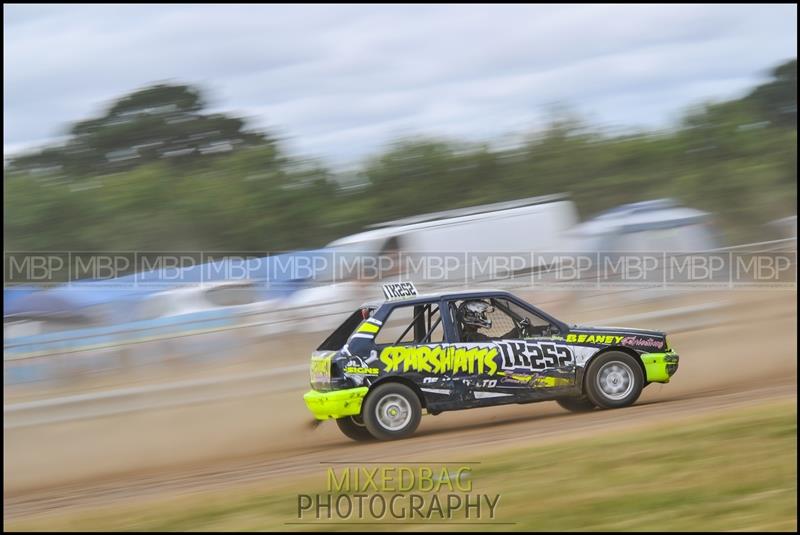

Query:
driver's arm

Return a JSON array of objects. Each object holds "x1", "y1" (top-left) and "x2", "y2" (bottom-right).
[
  {"x1": 499, "y1": 325, "x2": 520, "y2": 339},
  {"x1": 499, "y1": 317, "x2": 531, "y2": 339}
]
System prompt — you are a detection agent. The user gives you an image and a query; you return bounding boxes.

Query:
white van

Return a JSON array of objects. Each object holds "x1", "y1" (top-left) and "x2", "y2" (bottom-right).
[
  {"x1": 328, "y1": 193, "x2": 579, "y2": 257},
  {"x1": 281, "y1": 194, "x2": 581, "y2": 333}
]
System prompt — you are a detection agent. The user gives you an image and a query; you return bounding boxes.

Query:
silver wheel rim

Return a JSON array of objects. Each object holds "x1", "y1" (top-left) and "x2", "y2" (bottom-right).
[
  {"x1": 596, "y1": 361, "x2": 635, "y2": 400},
  {"x1": 375, "y1": 394, "x2": 412, "y2": 431}
]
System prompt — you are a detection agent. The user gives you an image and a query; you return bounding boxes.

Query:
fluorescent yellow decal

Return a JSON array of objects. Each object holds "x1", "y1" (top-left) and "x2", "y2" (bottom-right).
[
  {"x1": 357, "y1": 322, "x2": 380, "y2": 334},
  {"x1": 379, "y1": 345, "x2": 498, "y2": 376},
  {"x1": 344, "y1": 366, "x2": 379, "y2": 374},
  {"x1": 532, "y1": 376, "x2": 571, "y2": 387},
  {"x1": 566, "y1": 333, "x2": 624, "y2": 345}
]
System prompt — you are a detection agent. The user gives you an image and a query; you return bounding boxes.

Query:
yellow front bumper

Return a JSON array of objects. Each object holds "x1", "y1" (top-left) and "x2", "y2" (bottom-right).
[
  {"x1": 640, "y1": 351, "x2": 680, "y2": 383},
  {"x1": 303, "y1": 387, "x2": 369, "y2": 420}
]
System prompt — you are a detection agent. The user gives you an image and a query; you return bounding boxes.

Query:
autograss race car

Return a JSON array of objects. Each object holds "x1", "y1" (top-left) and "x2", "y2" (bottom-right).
[{"x1": 303, "y1": 282, "x2": 679, "y2": 441}]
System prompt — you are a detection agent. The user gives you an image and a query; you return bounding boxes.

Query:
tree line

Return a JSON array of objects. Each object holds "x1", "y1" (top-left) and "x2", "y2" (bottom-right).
[{"x1": 4, "y1": 59, "x2": 796, "y2": 253}]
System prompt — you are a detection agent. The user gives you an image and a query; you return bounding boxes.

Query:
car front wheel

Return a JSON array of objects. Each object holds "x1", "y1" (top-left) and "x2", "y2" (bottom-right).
[
  {"x1": 362, "y1": 383, "x2": 422, "y2": 440},
  {"x1": 584, "y1": 352, "x2": 644, "y2": 409}
]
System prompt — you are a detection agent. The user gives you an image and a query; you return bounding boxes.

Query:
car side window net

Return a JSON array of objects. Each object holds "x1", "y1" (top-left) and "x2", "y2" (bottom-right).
[
  {"x1": 492, "y1": 298, "x2": 554, "y2": 337},
  {"x1": 450, "y1": 297, "x2": 556, "y2": 341},
  {"x1": 478, "y1": 301, "x2": 517, "y2": 339}
]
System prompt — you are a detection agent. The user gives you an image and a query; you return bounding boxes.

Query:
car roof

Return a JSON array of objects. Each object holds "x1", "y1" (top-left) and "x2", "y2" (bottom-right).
[
  {"x1": 360, "y1": 288, "x2": 514, "y2": 309},
  {"x1": 364, "y1": 193, "x2": 569, "y2": 229}
]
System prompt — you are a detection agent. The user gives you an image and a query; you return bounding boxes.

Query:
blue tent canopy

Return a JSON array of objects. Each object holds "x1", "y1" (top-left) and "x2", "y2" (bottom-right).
[
  {"x1": 4, "y1": 249, "x2": 336, "y2": 319},
  {"x1": 3, "y1": 286, "x2": 41, "y2": 316}
]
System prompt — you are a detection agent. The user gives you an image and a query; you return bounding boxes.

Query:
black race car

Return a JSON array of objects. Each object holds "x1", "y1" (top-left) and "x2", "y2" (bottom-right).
[{"x1": 304, "y1": 283, "x2": 679, "y2": 441}]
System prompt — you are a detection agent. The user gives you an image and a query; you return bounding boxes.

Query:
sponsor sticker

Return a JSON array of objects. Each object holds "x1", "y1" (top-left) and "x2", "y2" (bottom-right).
[{"x1": 310, "y1": 355, "x2": 332, "y2": 384}]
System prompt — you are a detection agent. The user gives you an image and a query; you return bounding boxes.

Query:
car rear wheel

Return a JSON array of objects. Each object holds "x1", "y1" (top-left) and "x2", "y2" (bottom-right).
[
  {"x1": 556, "y1": 396, "x2": 596, "y2": 412},
  {"x1": 335, "y1": 415, "x2": 374, "y2": 441},
  {"x1": 362, "y1": 383, "x2": 422, "y2": 440},
  {"x1": 584, "y1": 351, "x2": 644, "y2": 409}
]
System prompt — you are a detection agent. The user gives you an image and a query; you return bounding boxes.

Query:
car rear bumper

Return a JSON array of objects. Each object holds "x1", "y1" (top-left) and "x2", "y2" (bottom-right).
[
  {"x1": 640, "y1": 351, "x2": 679, "y2": 383},
  {"x1": 303, "y1": 387, "x2": 368, "y2": 420}
]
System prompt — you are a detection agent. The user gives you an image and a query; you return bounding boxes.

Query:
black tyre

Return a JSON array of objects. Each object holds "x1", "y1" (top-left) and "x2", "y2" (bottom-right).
[
  {"x1": 556, "y1": 396, "x2": 596, "y2": 413},
  {"x1": 362, "y1": 383, "x2": 422, "y2": 440},
  {"x1": 584, "y1": 351, "x2": 644, "y2": 409},
  {"x1": 336, "y1": 415, "x2": 374, "y2": 441}
]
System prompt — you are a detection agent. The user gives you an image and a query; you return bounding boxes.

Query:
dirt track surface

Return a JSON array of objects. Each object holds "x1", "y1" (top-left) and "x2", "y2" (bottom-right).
[
  {"x1": 5, "y1": 381, "x2": 797, "y2": 521},
  {"x1": 4, "y1": 291, "x2": 797, "y2": 521}
]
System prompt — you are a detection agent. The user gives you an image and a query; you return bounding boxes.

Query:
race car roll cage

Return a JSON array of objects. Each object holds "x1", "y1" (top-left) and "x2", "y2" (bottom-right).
[{"x1": 366, "y1": 290, "x2": 570, "y2": 346}]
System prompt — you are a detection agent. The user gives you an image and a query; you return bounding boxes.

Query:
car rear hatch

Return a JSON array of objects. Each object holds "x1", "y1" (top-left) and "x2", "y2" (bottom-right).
[{"x1": 309, "y1": 305, "x2": 378, "y2": 391}]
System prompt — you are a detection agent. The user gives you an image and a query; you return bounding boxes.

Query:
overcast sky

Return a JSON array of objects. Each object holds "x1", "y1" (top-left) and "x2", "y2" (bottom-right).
[{"x1": 3, "y1": 4, "x2": 797, "y2": 167}]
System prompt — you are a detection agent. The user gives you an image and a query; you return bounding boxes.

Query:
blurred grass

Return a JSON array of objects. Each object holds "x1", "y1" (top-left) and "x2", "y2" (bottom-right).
[{"x1": 7, "y1": 400, "x2": 796, "y2": 532}]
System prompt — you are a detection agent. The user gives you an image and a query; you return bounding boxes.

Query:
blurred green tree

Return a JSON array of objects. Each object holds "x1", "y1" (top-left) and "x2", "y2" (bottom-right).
[
  {"x1": 3, "y1": 59, "x2": 797, "y2": 254},
  {"x1": 7, "y1": 83, "x2": 269, "y2": 176},
  {"x1": 745, "y1": 59, "x2": 796, "y2": 129}
]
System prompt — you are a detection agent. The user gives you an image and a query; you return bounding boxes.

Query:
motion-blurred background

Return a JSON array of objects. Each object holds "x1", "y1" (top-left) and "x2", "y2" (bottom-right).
[{"x1": 3, "y1": 4, "x2": 797, "y2": 531}]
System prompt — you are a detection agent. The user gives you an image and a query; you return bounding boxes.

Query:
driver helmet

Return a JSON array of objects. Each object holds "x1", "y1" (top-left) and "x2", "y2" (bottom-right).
[{"x1": 457, "y1": 300, "x2": 493, "y2": 329}]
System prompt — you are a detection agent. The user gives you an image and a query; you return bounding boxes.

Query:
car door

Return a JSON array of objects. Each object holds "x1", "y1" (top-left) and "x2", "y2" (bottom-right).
[
  {"x1": 444, "y1": 296, "x2": 575, "y2": 398},
  {"x1": 436, "y1": 299, "x2": 494, "y2": 398},
  {"x1": 490, "y1": 297, "x2": 576, "y2": 390},
  {"x1": 373, "y1": 302, "x2": 449, "y2": 382}
]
